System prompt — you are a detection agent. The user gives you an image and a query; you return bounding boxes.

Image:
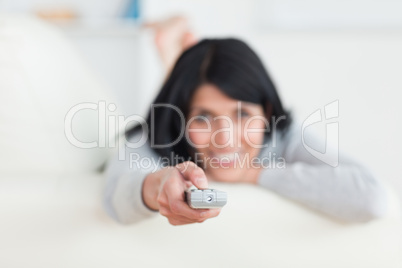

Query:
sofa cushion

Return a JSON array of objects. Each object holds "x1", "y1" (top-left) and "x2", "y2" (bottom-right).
[
  {"x1": 0, "y1": 174, "x2": 400, "y2": 267},
  {"x1": 0, "y1": 15, "x2": 119, "y2": 174}
]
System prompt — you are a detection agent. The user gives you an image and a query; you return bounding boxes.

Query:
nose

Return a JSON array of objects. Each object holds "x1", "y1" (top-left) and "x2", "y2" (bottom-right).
[{"x1": 211, "y1": 117, "x2": 239, "y2": 148}]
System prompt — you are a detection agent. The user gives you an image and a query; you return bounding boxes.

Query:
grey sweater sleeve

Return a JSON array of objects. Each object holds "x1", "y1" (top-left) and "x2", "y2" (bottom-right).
[
  {"x1": 103, "y1": 132, "x2": 161, "y2": 225},
  {"x1": 257, "y1": 120, "x2": 388, "y2": 222}
]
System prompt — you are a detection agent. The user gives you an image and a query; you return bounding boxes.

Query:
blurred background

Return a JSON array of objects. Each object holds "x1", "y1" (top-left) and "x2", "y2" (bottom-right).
[
  {"x1": 1, "y1": 0, "x2": 401, "y2": 191},
  {"x1": 1, "y1": 0, "x2": 401, "y2": 197}
]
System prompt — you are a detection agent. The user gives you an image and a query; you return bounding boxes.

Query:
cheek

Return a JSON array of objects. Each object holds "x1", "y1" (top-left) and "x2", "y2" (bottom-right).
[
  {"x1": 188, "y1": 130, "x2": 211, "y2": 149},
  {"x1": 242, "y1": 119, "x2": 266, "y2": 147}
]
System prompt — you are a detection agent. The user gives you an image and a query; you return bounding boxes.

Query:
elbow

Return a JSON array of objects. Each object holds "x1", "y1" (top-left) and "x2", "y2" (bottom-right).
[
  {"x1": 103, "y1": 193, "x2": 137, "y2": 225},
  {"x1": 362, "y1": 194, "x2": 388, "y2": 222},
  {"x1": 340, "y1": 165, "x2": 389, "y2": 223},
  {"x1": 103, "y1": 197, "x2": 135, "y2": 225},
  {"x1": 349, "y1": 184, "x2": 388, "y2": 223},
  {"x1": 103, "y1": 193, "x2": 124, "y2": 224}
]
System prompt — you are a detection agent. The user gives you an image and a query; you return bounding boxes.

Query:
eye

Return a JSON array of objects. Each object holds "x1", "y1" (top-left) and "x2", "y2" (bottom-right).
[
  {"x1": 193, "y1": 113, "x2": 211, "y2": 122},
  {"x1": 239, "y1": 110, "x2": 250, "y2": 118}
]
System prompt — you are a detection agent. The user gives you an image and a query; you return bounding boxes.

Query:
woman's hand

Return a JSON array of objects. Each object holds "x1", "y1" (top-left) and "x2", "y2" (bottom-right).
[{"x1": 142, "y1": 161, "x2": 221, "y2": 226}]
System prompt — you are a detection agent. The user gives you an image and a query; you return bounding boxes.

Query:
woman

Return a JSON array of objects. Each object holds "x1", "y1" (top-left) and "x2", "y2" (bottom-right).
[{"x1": 104, "y1": 34, "x2": 387, "y2": 226}]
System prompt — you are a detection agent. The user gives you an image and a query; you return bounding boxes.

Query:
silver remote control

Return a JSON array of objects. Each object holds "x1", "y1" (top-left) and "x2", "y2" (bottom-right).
[{"x1": 185, "y1": 189, "x2": 227, "y2": 209}]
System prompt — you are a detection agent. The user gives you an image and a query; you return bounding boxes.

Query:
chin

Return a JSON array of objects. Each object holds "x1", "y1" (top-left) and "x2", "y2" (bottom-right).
[{"x1": 205, "y1": 167, "x2": 244, "y2": 183}]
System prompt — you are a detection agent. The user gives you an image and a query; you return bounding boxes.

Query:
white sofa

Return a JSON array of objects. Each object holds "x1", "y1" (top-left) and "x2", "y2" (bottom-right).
[{"x1": 0, "y1": 15, "x2": 401, "y2": 268}]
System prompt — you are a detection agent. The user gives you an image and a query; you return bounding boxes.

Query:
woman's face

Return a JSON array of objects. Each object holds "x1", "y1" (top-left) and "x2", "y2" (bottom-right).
[{"x1": 186, "y1": 83, "x2": 267, "y2": 182}]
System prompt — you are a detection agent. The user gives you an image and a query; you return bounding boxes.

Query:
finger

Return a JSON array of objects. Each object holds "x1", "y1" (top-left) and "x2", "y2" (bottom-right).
[
  {"x1": 169, "y1": 197, "x2": 211, "y2": 220},
  {"x1": 160, "y1": 205, "x2": 205, "y2": 224},
  {"x1": 179, "y1": 207, "x2": 221, "y2": 222},
  {"x1": 201, "y1": 208, "x2": 222, "y2": 219},
  {"x1": 160, "y1": 176, "x2": 209, "y2": 221},
  {"x1": 156, "y1": 190, "x2": 169, "y2": 208},
  {"x1": 184, "y1": 180, "x2": 193, "y2": 189},
  {"x1": 175, "y1": 161, "x2": 208, "y2": 189},
  {"x1": 157, "y1": 169, "x2": 187, "y2": 207},
  {"x1": 165, "y1": 210, "x2": 205, "y2": 224},
  {"x1": 168, "y1": 218, "x2": 199, "y2": 226}
]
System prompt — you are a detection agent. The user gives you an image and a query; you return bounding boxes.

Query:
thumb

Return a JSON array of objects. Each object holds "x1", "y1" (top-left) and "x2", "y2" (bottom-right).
[{"x1": 175, "y1": 161, "x2": 208, "y2": 189}]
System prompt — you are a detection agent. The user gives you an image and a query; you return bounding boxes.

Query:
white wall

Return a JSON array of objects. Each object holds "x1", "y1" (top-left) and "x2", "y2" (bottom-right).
[
  {"x1": 254, "y1": 0, "x2": 402, "y2": 30},
  {"x1": 2, "y1": 0, "x2": 402, "y2": 32}
]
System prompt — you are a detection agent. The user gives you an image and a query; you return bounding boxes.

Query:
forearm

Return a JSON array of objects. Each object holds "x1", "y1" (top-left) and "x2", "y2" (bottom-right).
[
  {"x1": 104, "y1": 172, "x2": 159, "y2": 225},
  {"x1": 257, "y1": 163, "x2": 387, "y2": 222}
]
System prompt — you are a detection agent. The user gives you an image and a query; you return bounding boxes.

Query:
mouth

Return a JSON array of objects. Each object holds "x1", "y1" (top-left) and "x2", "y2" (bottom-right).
[{"x1": 208, "y1": 151, "x2": 243, "y2": 167}]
